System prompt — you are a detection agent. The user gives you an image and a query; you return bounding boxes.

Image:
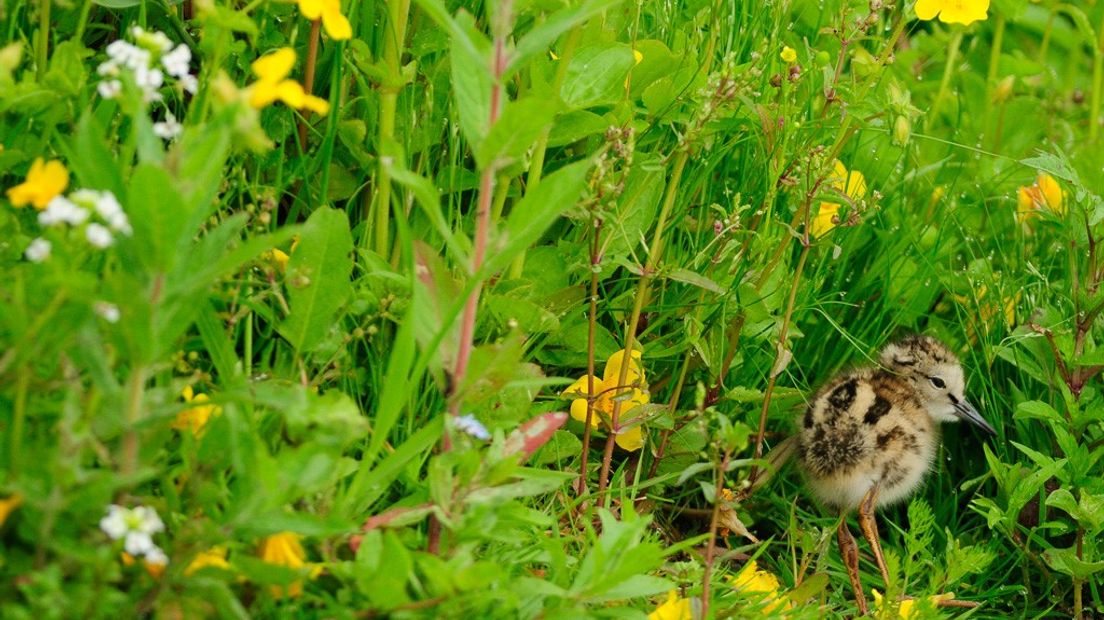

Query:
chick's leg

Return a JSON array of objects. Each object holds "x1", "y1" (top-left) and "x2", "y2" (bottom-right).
[
  {"x1": 858, "y1": 484, "x2": 891, "y2": 588},
  {"x1": 837, "y1": 517, "x2": 868, "y2": 615}
]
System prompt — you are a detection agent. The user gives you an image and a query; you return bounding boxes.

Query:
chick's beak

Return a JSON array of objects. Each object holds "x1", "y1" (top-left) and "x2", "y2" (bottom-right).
[{"x1": 954, "y1": 398, "x2": 996, "y2": 435}]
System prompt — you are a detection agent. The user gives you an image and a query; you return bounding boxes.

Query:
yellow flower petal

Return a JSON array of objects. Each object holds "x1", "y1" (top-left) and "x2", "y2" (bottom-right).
[
  {"x1": 732, "y1": 560, "x2": 791, "y2": 613},
  {"x1": 186, "y1": 546, "x2": 232, "y2": 575},
  {"x1": 302, "y1": 93, "x2": 331, "y2": 115},
  {"x1": 614, "y1": 424, "x2": 644, "y2": 451},
  {"x1": 297, "y1": 0, "x2": 324, "y2": 20},
  {"x1": 173, "y1": 388, "x2": 220, "y2": 437},
  {"x1": 811, "y1": 202, "x2": 840, "y2": 238},
  {"x1": 914, "y1": 0, "x2": 942, "y2": 20},
  {"x1": 321, "y1": 2, "x2": 353, "y2": 40},
  {"x1": 633, "y1": 49, "x2": 644, "y2": 64},
  {"x1": 274, "y1": 80, "x2": 307, "y2": 109},
  {"x1": 602, "y1": 348, "x2": 645, "y2": 388},
  {"x1": 845, "y1": 169, "x2": 867, "y2": 200},
  {"x1": 649, "y1": 591, "x2": 693, "y2": 620},
  {"x1": 6, "y1": 158, "x2": 69, "y2": 209},
  {"x1": 252, "y1": 48, "x2": 296, "y2": 82},
  {"x1": 914, "y1": 0, "x2": 989, "y2": 25},
  {"x1": 564, "y1": 375, "x2": 604, "y2": 426},
  {"x1": 0, "y1": 493, "x2": 23, "y2": 527},
  {"x1": 1036, "y1": 173, "x2": 1064, "y2": 214},
  {"x1": 780, "y1": 46, "x2": 797, "y2": 64}
]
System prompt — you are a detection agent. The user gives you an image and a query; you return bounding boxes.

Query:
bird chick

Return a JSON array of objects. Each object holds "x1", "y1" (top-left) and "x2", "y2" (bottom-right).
[{"x1": 797, "y1": 334, "x2": 995, "y2": 614}]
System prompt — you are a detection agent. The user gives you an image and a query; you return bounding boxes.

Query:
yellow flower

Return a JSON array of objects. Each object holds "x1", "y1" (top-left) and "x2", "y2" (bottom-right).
[
  {"x1": 297, "y1": 0, "x2": 352, "y2": 40},
  {"x1": 248, "y1": 48, "x2": 330, "y2": 115},
  {"x1": 0, "y1": 493, "x2": 23, "y2": 527},
  {"x1": 1016, "y1": 172, "x2": 1065, "y2": 223},
  {"x1": 872, "y1": 589, "x2": 958, "y2": 618},
  {"x1": 6, "y1": 158, "x2": 69, "y2": 209},
  {"x1": 732, "y1": 560, "x2": 791, "y2": 613},
  {"x1": 780, "y1": 46, "x2": 797, "y2": 64},
  {"x1": 649, "y1": 591, "x2": 693, "y2": 620},
  {"x1": 172, "y1": 385, "x2": 221, "y2": 437},
  {"x1": 811, "y1": 160, "x2": 866, "y2": 238},
  {"x1": 259, "y1": 531, "x2": 322, "y2": 598},
  {"x1": 914, "y1": 0, "x2": 989, "y2": 25},
  {"x1": 561, "y1": 348, "x2": 649, "y2": 451},
  {"x1": 185, "y1": 546, "x2": 232, "y2": 575}
]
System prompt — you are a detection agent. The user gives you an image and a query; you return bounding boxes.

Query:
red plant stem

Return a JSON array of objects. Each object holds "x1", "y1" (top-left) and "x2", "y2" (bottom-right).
[{"x1": 298, "y1": 19, "x2": 322, "y2": 149}]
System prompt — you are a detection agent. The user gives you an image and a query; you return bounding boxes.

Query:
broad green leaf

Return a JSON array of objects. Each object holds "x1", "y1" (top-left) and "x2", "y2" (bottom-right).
[
  {"x1": 278, "y1": 207, "x2": 354, "y2": 352},
  {"x1": 506, "y1": 0, "x2": 623, "y2": 78},
  {"x1": 449, "y1": 12, "x2": 493, "y2": 146},
  {"x1": 475, "y1": 97, "x2": 559, "y2": 169},
  {"x1": 561, "y1": 44, "x2": 636, "y2": 108},
  {"x1": 126, "y1": 163, "x2": 190, "y2": 273},
  {"x1": 1043, "y1": 546, "x2": 1104, "y2": 579}
]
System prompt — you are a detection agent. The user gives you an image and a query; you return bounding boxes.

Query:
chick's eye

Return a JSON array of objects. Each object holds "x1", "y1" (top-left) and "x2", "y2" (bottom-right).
[{"x1": 929, "y1": 377, "x2": 946, "y2": 389}]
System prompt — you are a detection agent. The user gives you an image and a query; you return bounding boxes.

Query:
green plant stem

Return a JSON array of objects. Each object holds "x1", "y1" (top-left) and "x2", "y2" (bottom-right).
[
  {"x1": 701, "y1": 449, "x2": 730, "y2": 619},
  {"x1": 9, "y1": 368, "x2": 29, "y2": 477},
  {"x1": 297, "y1": 19, "x2": 322, "y2": 150},
  {"x1": 986, "y1": 14, "x2": 1005, "y2": 98},
  {"x1": 370, "y1": 0, "x2": 411, "y2": 256},
  {"x1": 1090, "y1": 11, "x2": 1104, "y2": 142},
  {"x1": 121, "y1": 366, "x2": 148, "y2": 477},
  {"x1": 509, "y1": 26, "x2": 582, "y2": 279},
  {"x1": 36, "y1": 0, "x2": 50, "y2": 80},
  {"x1": 74, "y1": 0, "x2": 93, "y2": 42},
  {"x1": 928, "y1": 29, "x2": 964, "y2": 130},
  {"x1": 596, "y1": 150, "x2": 689, "y2": 505},
  {"x1": 576, "y1": 218, "x2": 602, "y2": 499}
]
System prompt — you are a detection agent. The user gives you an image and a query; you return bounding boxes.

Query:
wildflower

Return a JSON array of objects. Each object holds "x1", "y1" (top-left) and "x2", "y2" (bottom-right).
[
  {"x1": 649, "y1": 591, "x2": 693, "y2": 620},
  {"x1": 100, "y1": 504, "x2": 165, "y2": 557},
  {"x1": 454, "y1": 414, "x2": 491, "y2": 441},
  {"x1": 153, "y1": 112, "x2": 183, "y2": 140},
  {"x1": 0, "y1": 493, "x2": 23, "y2": 527},
  {"x1": 82, "y1": 189, "x2": 131, "y2": 235},
  {"x1": 94, "y1": 301, "x2": 121, "y2": 323},
  {"x1": 172, "y1": 385, "x2": 221, "y2": 437},
  {"x1": 265, "y1": 248, "x2": 291, "y2": 272},
  {"x1": 121, "y1": 549, "x2": 168, "y2": 578},
  {"x1": 97, "y1": 29, "x2": 197, "y2": 101},
  {"x1": 914, "y1": 0, "x2": 989, "y2": 25},
  {"x1": 247, "y1": 48, "x2": 330, "y2": 115},
  {"x1": 1016, "y1": 172, "x2": 1065, "y2": 223},
  {"x1": 39, "y1": 195, "x2": 89, "y2": 227},
  {"x1": 297, "y1": 0, "x2": 352, "y2": 40},
  {"x1": 259, "y1": 531, "x2": 322, "y2": 598},
  {"x1": 811, "y1": 160, "x2": 866, "y2": 238},
  {"x1": 6, "y1": 158, "x2": 69, "y2": 209},
  {"x1": 24, "y1": 238, "x2": 51, "y2": 263},
  {"x1": 185, "y1": 546, "x2": 232, "y2": 575},
  {"x1": 872, "y1": 589, "x2": 959, "y2": 618},
  {"x1": 780, "y1": 46, "x2": 797, "y2": 64},
  {"x1": 160, "y1": 44, "x2": 192, "y2": 79},
  {"x1": 85, "y1": 223, "x2": 115, "y2": 249},
  {"x1": 732, "y1": 560, "x2": 791, "y2": 613},
  {"x1": 561, "y1": 348, "x2": 649, "y2": 451}
]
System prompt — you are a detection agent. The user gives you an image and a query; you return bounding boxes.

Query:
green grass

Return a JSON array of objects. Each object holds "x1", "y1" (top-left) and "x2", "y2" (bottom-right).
[{"x1": 1, "y1": 0, "x2": 1102, "y2": 617}]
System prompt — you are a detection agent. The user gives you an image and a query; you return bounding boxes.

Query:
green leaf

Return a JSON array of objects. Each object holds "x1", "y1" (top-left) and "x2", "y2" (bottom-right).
[
  {"x1": 1043, "y1": 546, "x2": 1104, "y2": 579},
  {"x1": 278, "y1": 208, "x2": 354, "y2": 352},
  {"x1": 448, "y1": 12, "x2": 493, "y2": 146},
  {"x1": 506, "y1": 0, "x2": 623, "y2": 78},
  {"x1": 126, "y1": 163, "x2": 190, "y2": 273},
  {"x1": 475, "y1": 97, "x2": 559, "y2": 169},
  {"x1": 668, "y1": 267, "x2": 725, "y2": 294},
  {"x1": 561, "y1": 44, "x2": 636, "y2": 108}
]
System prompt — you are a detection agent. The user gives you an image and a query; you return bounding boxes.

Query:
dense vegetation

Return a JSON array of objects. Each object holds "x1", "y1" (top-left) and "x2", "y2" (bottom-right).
[{"x1": 1, "y1": 0, "x2": 1102, "y2": 617}]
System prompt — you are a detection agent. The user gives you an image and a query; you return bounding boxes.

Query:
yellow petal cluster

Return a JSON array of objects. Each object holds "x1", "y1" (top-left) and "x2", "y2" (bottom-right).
[
  {"x1": 732, "y1": 560, "x2": 791, "y2": 613},
  {"x1": 248, "y1": 48, "x2": 330, "y2": 115},
  {"x1": 561, "y1": 349, "x2": 649, "y2": 451},
  {"x1": 811, "y1": 160, "x2": 866, "y2": 238},
  {"x1": 914, "y1": 0, "x2": 989, "y2": 25},
  {"x1": 872, "y1": 589, "x2": 959, "y2": 618},
  {"x1": 185, "y1": 546, "x2": 232, "y2": 575},
  {"x1": 0, "y1": 493, "x2": 23, "y2": 527},
  {"x1": 780, "y1": 46, "x2": 797, "y2": 64},
  {"x1": 1016, "y1": 172, "x2": 1065, "y2": 223},
  {"x1": 297, "y1": 0, "x2": 352, "y2": 40},
  {"x1": 649, "y1": 591, "x2": 693, "y2": 620},
  {"x1": 6, "y1": 158, "x2": 69, "y2": 209},
  {"x1": 172, "y1": 385, "x2": 221, "y2": 437},
  {"x1": 259, "y1": 531, "x2": 321, "y2": 598}
]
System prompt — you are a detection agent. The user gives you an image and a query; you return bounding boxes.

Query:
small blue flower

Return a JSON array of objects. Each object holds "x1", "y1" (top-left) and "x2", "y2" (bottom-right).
[{"x1": 454, "y1": 414, "x2": 490, "y2": 441}]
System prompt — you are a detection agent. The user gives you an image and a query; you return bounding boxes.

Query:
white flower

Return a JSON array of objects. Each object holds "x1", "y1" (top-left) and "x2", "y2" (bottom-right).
[
  {"x1": 94, "y1": 301, "x2": 121, "y2": 323},
  {"x1": 454, "y1": 414, "x2": 491, "y2": 441},
  {"x1": 97, "y1": 80, "x2": 122, "y2": 99},
  {"x1": 24, "y1": 238, "x2": 51, "y2": 263},
  {"x1": 87, "y1": 190, "x2": 132, "y2": 235},
  {"x1": 86, "y1": 223, "x2": 115, "y2": 248},
  {"x1": 144, "y1": 545, "x2": 169, "y2": 567},
  {"x1": 161, "y1": 44, "x2": 191, "y2": 78},
  {"x1": 100, "y1": 504, "x2": 165, "y2": 559},
  {"x1": 153, "y1": 113, "x2": 183, "y2": 140},
  {"x1": 179, "y1": 73, "x2": 198, "y2": 94},
  {"x1": 39, "y1": 195, "x2": 89, "y2": 227}
]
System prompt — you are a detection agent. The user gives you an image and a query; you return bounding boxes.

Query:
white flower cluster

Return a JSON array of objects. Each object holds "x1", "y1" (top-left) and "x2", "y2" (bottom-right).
[
  {"x1": 96, "y1": 27, "x2": 195, "y2": 140},
  {"x1": 38, "y1": 189, "x2": 132, "y2": 250},
  {"x1": 99, "y1": 504, "x2": 168, "y2": 566}
]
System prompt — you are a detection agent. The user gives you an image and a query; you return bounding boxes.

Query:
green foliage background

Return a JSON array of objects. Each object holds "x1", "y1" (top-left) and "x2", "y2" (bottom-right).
[{"x1": 0, "y1": 0, "x2": 1102, "y2": 617}]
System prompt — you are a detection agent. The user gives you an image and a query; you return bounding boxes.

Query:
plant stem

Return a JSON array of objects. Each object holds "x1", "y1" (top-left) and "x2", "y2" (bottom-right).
[
  {"x1": 701, "y1": 449, "x2": 730, "y2": 618},
  {"x1": 1090, "y1": 11, "x2": 1104, "y2": 142},
  {"x1": 370, "y1": 0, "x2": 411, "y2": 255},
  {"x1": 597, "y1": 150, "x2": 689, "y2": 504},
  {"x1": 576, "y1": 217, "x2": 602, "y2": 499},
  {"x1": 297, "y1": 19, "x2": 322, "y2": 150},
  {"x1": 74, "y1": 0, "x2": 93, "y2": 42},
  {"x1": 121, "y1": 366, "x2": 148, "y2": 477},
  {"x1": 928, "y1": 29, "x2": 963, "y2": 130},
  {"x1": 986, "y1": 14, "x2": 1005, "y2": 98},
  {"x1": 36, "y1": 0, "x2": 51, "y2": 80},
  {"x1": 9, "y1": 368, "x2": 29, "y2": 476}
]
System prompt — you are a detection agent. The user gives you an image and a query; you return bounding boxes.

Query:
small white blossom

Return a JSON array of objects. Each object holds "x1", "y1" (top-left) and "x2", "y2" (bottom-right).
[
  {"x1": 178, "y1": 73, "x2": 198, "y2": 94},
  {"x1": 39, "y1": 195, "x2": 89, "y2": 227},
  {"x1": 100, "y1": 504, "x2": 165, "y2": 559},
  {"x1": 161, "y1": 44, "x2": 191, "y2": 78},
  {"x1": 94, "y1": 301, "x2": 121, "y2": 323},
  {"x1": 144, "y1": 545, "x2": 169, "y2": 566},
  {"x1": 454, "y1": 414, "x2": 491, "y2": 441},
  {"x1": 153, "y1": 113, "x2": 183, "y2": 141},
  {"x1": 86, "y1": 223, "x2": 115, "y2": 249},
  {"x1": 24, "y1": 238, "x2": 51, "y2": 262},
  {"x1": 97, "y1": 80, "x2": 122, "y2": 99}
]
